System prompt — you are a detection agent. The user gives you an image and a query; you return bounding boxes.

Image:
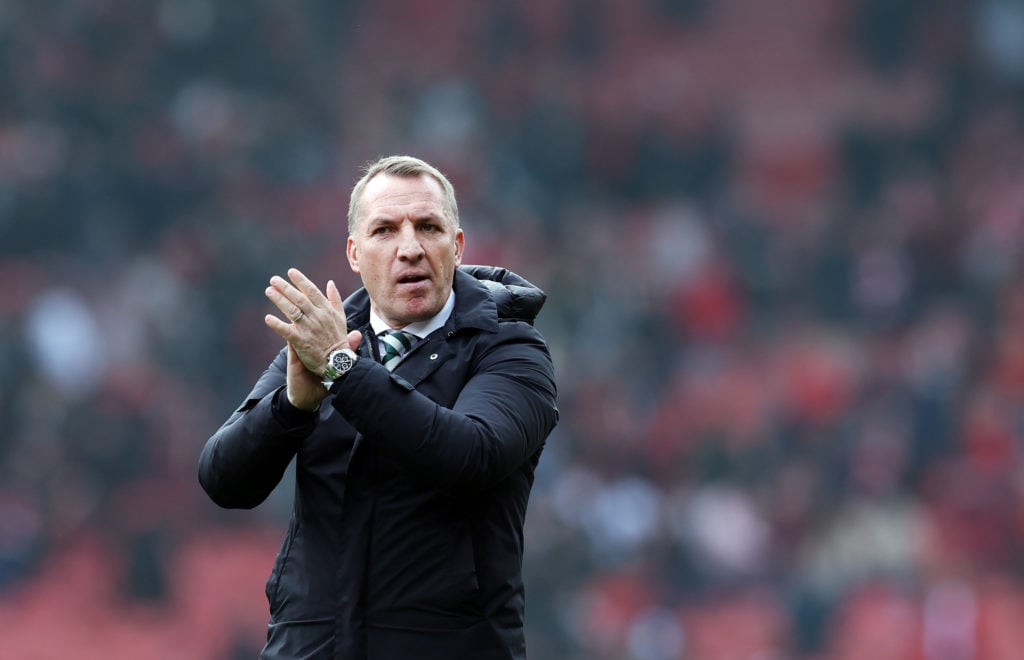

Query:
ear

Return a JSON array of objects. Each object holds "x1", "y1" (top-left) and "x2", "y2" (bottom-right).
[
  {"x1": 453, "y1": 229, "x2": 464, "y2": 267},
  {"x1": 346, "y1": 236, "x2": 360, "y2": 274}
]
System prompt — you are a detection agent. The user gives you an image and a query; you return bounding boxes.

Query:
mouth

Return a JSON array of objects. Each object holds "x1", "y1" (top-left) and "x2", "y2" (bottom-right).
[{"x1": 397, "y1": 274, "x2": 430, "y2": 285}]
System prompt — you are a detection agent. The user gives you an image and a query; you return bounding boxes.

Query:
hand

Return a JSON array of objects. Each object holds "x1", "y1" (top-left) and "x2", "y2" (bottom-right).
[
  {"x1": 283, "y1": 342, "x2": 326, "y2": 410},
  {"x1": 264, "y1": 268, "x2": 363, "y2": 409}
]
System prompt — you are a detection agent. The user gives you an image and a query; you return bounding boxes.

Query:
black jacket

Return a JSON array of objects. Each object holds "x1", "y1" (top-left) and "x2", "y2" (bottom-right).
[{"x1": 199, "y1": 266, "x2": 558, "y2": 659}]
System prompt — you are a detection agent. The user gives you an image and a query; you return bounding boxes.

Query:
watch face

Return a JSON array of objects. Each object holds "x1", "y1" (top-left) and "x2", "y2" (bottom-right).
[
  {"x1": 332, "y1": 351, "x2": 354, "y2": 372},
  {"x1": 323, "y1": 350, "x2": 355, "y2": 382}
]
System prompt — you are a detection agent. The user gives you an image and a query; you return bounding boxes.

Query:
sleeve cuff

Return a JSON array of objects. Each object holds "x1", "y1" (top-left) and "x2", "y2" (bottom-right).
[{"x1": 271, "y1": 386, "x2": 319, "y2": 429}]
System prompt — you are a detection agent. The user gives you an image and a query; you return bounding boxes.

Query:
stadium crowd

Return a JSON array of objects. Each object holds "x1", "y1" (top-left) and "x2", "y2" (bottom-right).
[{"x1": 1, "y1": 0, "x2": 1024, "y2": 657}]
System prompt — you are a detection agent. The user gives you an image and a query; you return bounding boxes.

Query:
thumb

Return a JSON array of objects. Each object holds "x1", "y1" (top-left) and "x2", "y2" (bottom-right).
[{"x1": 346, "y1": 329, "x2": 363, "y2": 351}]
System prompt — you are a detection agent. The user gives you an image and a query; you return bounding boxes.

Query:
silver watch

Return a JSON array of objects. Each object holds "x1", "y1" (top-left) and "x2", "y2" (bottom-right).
[{"x1": 322, "y1": 348, "x2": 358, "y2": 385}]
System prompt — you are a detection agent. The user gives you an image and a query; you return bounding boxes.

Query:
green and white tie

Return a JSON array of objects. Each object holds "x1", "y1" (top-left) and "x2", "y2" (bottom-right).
[{"x1": 380, "y1": 330, "x2": 415, "y2": 371}]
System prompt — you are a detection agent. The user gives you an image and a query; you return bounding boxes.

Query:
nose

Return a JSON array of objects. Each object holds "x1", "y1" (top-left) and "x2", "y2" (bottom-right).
[{"x1": 396, "y1": 222, "x2": 424, "y2": 261}]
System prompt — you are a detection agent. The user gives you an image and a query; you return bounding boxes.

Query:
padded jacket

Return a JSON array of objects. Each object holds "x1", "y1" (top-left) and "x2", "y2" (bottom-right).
[{"x1": 198, "y1": 266, "x2": 559, "y2": 659}]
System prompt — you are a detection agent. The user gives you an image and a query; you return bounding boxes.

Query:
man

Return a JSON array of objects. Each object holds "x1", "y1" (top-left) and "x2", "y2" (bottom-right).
[{"x1": 198, "y1": 155, "x2": 558, "y2": 659}]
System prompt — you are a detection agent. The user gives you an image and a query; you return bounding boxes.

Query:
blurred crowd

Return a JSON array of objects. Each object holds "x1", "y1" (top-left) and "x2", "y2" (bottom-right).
[{"x1": 2, "y1": 0, "x2": 1024, "y2": 658}]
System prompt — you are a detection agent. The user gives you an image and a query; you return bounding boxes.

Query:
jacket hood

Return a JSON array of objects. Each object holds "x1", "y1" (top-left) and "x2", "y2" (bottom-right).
[
  {"x1": 458, "y1": 265, "x2": 547, "y2": 325},
  {"x1": 343, "y1": 264, "x2": 547, "y2": 328}
]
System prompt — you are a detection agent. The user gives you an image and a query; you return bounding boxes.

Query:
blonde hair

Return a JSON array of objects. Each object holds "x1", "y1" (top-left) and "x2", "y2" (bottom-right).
[{"x1": 347, "y1": 155, "x2": 459, "y2": 235}]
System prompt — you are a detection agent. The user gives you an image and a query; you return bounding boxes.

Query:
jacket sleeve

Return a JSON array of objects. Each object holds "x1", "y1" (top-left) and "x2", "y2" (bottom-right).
[
  {"x1": 198, "y1": 348, "x2": 313, "y2": 509},
  {"x1": 331, "y1": 322, "x2": 558, "y2": 494}
]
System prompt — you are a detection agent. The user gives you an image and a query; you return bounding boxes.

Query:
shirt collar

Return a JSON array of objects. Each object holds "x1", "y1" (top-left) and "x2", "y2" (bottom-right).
[{"x1": 369, "y1": 290, "x2": 455, "y2": 339}]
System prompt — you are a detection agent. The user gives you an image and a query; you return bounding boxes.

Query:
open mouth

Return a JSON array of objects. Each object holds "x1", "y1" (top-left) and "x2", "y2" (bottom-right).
[{"x1": 398, "y1": 275, "x2": 429, "y2": 284}]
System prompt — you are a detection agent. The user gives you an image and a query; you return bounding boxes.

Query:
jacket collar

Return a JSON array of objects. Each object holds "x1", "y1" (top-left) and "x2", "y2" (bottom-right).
[
  {"x1": 343, "y1": 268, "x2": 499, "y2": 336},
  {"x1": 447, "y1": 268, "x2": 499, "y2": 334}
]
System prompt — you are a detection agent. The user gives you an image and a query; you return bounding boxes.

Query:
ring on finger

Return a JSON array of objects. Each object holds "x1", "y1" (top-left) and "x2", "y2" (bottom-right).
[{"x1": 292, "y1": 310, "x2": 304, "y2": 322}]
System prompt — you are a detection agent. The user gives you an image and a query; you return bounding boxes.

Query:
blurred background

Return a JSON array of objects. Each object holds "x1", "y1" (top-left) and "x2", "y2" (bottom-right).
[{"x1": 2, "y1": 0, "x2": 1024, "y2": 658}]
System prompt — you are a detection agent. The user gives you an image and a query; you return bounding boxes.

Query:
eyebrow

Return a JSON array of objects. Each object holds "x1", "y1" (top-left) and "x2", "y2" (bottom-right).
[{"x1": 367, "y1": 213, "x2": 444, "y2": 227}]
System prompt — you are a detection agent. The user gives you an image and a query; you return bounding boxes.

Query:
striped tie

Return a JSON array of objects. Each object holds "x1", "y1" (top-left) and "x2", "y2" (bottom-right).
[{"x1": 380, "y1": 330, "x2": 415, "y2": 371}]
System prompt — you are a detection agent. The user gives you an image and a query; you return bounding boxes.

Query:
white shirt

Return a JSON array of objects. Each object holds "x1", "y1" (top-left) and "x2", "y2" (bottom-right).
[{"x1": 368, "y1": 290, "x2": 455, "y2": 361}]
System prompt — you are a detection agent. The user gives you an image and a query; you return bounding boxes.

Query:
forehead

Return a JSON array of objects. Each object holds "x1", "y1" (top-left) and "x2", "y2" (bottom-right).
[{"x1": 358, "y1": 173, "x2": 447, "y2": 224}]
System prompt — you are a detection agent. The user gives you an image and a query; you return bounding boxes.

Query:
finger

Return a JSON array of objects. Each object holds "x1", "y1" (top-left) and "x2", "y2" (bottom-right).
[
  {"x1": 264, "y1": 313, "x2": 295, "y2": 340},
  {"x1": 269, "y1": 275, "x2": 310, "y2": 315},
  {"x1": 265, "y1": 286, "x2": 305, "y2": 322},
  {"x1": 326, "y1": 280, "x2": 345, "y2": 313},
  {"x1": 288, "y1": 268, "x2": 329, "y2": 307}
]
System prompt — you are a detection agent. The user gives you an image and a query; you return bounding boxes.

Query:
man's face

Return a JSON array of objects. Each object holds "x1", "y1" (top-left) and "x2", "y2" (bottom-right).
[{"x1": 347, "y1": 173, "x2": 464, "y2": 328}]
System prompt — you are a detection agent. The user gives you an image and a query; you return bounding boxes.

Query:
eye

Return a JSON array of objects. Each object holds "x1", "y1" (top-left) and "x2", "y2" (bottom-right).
[{"x1": 372, "y1": 225, "x2": 394, "y2": 235}]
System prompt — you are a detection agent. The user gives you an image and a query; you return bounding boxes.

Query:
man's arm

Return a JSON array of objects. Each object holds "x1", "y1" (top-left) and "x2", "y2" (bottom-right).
[
  {"x1": 331, "y1": 322, "x2": 558, "y2": 494},
  {"x1": 198, "y1": 348, "x2": 314, "y2": 509}
]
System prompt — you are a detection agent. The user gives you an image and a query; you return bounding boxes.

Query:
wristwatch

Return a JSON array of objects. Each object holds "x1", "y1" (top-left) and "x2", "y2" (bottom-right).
[{"x1": 322, "y1": 348, "x2": 358, "y2": 386}]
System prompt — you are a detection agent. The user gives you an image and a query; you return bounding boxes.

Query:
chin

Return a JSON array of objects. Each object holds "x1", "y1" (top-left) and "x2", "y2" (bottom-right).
[
  {"x1": 401, "y1": 294, "x2": 439, "y2": 315},
  {"x1": 384, "y1": 305, "x2": 424, "y2": 325}
]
